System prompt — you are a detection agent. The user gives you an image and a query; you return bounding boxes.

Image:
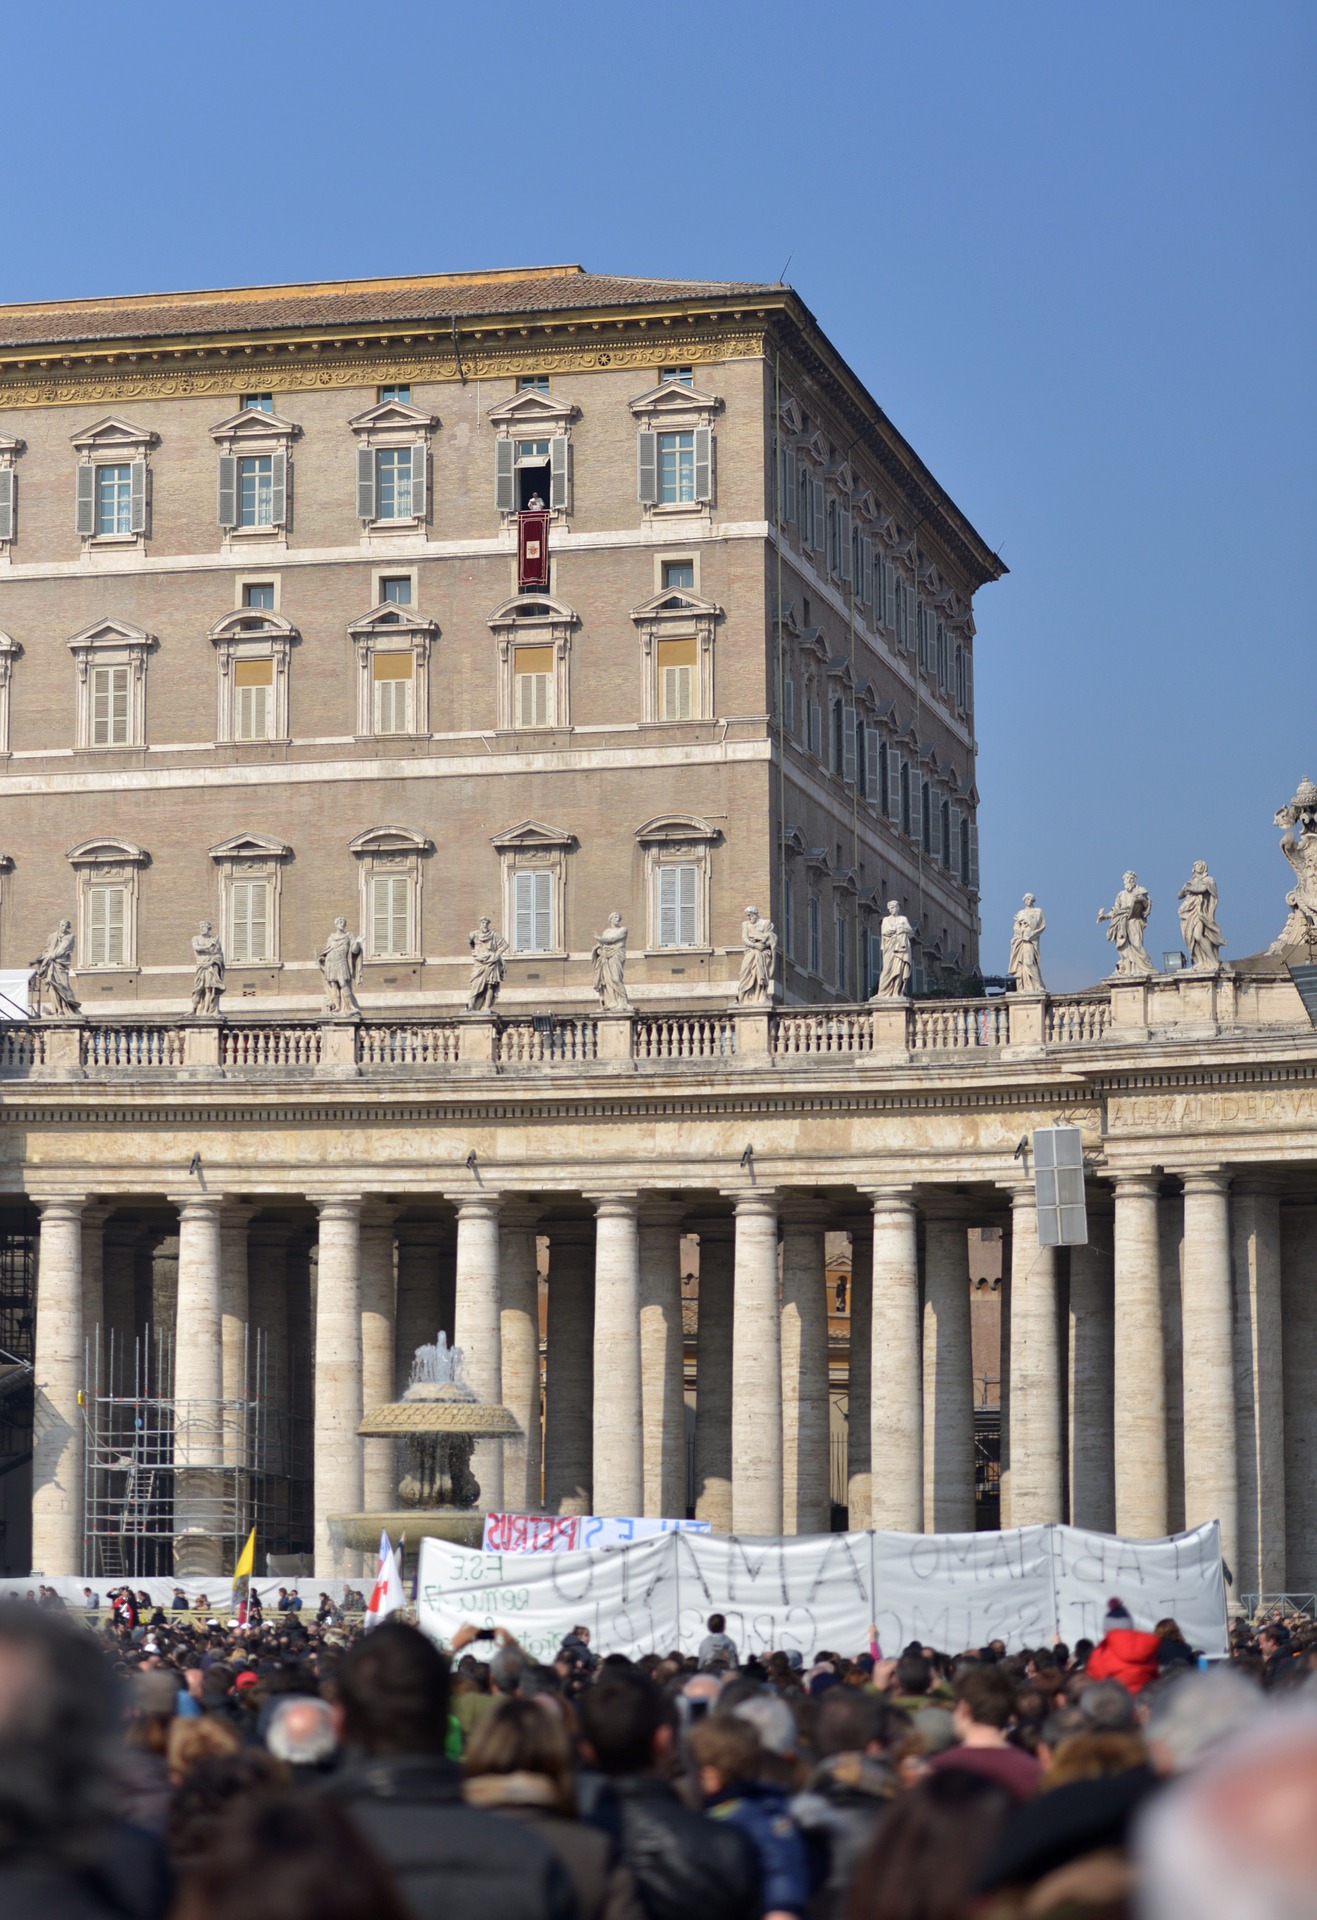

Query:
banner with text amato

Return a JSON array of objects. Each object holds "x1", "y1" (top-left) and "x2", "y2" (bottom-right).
[{"x1": 418, "y1": 1520, "x2": 1228, "y2": 1660}]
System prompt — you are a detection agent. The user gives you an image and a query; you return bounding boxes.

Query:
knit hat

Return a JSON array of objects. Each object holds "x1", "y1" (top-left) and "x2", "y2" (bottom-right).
[{"x1": 1104, "y1": 1596, "x2": 1133, "y2": 1627}]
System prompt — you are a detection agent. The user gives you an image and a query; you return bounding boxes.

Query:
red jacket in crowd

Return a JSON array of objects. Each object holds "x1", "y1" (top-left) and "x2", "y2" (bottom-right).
[{"x1": 1086, "y1": 1626, "x2": 1161, "y2": 1692}]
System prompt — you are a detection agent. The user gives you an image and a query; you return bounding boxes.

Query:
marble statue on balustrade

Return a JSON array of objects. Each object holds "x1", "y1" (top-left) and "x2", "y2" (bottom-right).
[
  {"x1": 1009, "y1": 894, "x2": 1047, "y2": 993},
  {"x1": 318, "y1": 917, "x2": 364, "y2": 1015},
  {"x1": 736, "y1": 906, "x2": 778, "y2": 1005},
  {"x1": 190, "y1": 921, "x2": 226, "y2": 1016},
  {"x1": 591, "y1": 913, "x2": 631, "y2": 1011},
  {"x1": 467, "y1": 917, "x2": 509, "y2": 1012},
  {"x1": 1177, "y1": 862, "x2": 1225, "y2": 971},
  {"x1": 1097, "y1": 871, "x2": 1155, "y2": 975},
  {"x1": 28, "y1": 920, "x2": 80, "y2": 1016},
  {"x1": 874, "y1": 901, "x2": 914, "y2": 999},
  {"x1": 1269, "y1": 777, "x2": 1317, "y2": 954}
]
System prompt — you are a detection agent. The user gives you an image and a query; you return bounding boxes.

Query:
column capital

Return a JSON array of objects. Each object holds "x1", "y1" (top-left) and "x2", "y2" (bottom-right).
[
  {"x1": 637, "y1": 1197, "x2": 688, "y2": 1230},
  {"x1": 778, "y1": 1196, "x2": 833, "y2": 1229},
  {"x1": 452, "y1": 1192, "x2": 502, "y2": 1222},
  {"x1": 918, "y1": 1190, "x2": 974, "y2": 1224},
  {"x1": 722, "y1": 1188, "x2": 779, "y2": 1217},
  {"x1": 545, "y1": 1216, "x2": 596, "y2": 1248},
  {"x1": 359, "y1": 1198, "x2": 398, "y2": 1230},
  {"x1": 314, "y1": 1195, "x2": 364, "y2": 1222},
  {"x1": 499, "y1": 1198, "x2": 542, "y2": 1231},
  {"x1": 858, "y1": 1186, "x2": 916, "y2": 1219},
  {"x1": 168, "y1": 1192, "x2": 225, "y2": 1219},
  {"x1": 395, "y1": 1216, "x2": 451, "y2": 1247},
  {"x1": 1111, "y1": 1171, "x2": 1163, "y2": 1197},
  {"x1": 1179, "y1": 1169, "x2": 1232, "y2": 1197},
  {"x1": 33, "y1": 1194, "x2": 85, "y2": 1221},
  {"x1": 586, "y1": 1193, "x2": 641, "y2": 1220}
]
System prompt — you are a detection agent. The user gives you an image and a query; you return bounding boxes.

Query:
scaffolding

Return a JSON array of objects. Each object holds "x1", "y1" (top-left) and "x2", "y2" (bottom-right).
[{"x1": 82, "y1": 1325, "x2": 312, "y2": 1580}]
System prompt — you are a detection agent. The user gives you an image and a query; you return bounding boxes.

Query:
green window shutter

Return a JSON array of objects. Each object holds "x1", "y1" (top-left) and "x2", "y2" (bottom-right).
[
  {"x1": 549, "y1": 436, "x2": 570, "y2": 511},
  {"x1": 637, "y1": 431, "x2": 658, "y2": 506},
  {"x1": 270, "y1": 452, "x2": 287, "y2": 527},
  {"x1": 217, "y1": 456, "x2": 238, "y2": 529},
  {"x1": 495, "y1": 438, "x2": 516, "y2": 512},
  {"x1": 76, "y1": 464, "x2": 96, "y2": 536},
  {"x1": 411, "y1": 442, "x2": 427, "y2": 521},
  {"x1": 693, "y1": 427, "x2": 713, "y2": 503},
  {"x1": 130, "y1": 459, "x2": 147, "y2": 534},
  {"x1": 0, "y1": 468, "x2": 13, "y2": 542},
  {"x1": 356, "y1": 447, "x2": 376, "y2": 521}
]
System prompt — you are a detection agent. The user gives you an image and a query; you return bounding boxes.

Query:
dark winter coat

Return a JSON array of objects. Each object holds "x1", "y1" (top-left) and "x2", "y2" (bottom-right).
[{"x1": 587, "y1": 1774, "x2": 760, "y2": 1920}]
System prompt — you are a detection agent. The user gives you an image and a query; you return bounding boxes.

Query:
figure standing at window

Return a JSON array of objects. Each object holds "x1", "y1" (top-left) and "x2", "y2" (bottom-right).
[
  {"x1": 524, "y1": 491, "x2": 546, "y2": 511},
  {"x1": 467, "y1": 916, "x2": 509, "y2": 1012},
  {"x1": 319, "y1": 916, "x2": 364, "y2": 1015},
  {"x1": 591, "y1": 913, "x2": 631, "y2": 1012},
  {"x1": 190, "y1": 920, "x2": 226, "y2": 1016},
  {"x1": 736, "y1": 905, "x2": 778, "y2": 1006},
  {"x1": 29, "y1": 920, "x2": 80, "y2": 1016}
]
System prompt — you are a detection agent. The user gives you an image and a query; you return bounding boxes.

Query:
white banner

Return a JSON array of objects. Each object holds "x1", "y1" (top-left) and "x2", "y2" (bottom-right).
[
  {"x1": 482, "y1": 1512, "x2": 711, "y2": 1554},
  {"x1": 418, "y1": 1522, "x2": 1228, "y2": 1660}
]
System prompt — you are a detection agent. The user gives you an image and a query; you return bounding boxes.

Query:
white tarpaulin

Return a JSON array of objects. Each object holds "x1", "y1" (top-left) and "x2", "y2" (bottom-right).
[{"x1": 418, "y1": 1521, "x2": 1228, "y2": 1659}]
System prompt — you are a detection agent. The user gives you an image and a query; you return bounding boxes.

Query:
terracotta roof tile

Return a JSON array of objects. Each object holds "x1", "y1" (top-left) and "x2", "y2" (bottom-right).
[{"x1": 0, "y1": 269, "x2": 778, "y2": 352}]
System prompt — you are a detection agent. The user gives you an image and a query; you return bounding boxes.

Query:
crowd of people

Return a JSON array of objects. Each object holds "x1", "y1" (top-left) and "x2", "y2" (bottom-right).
[{"x1": 0, "y1": 1585, "x2": 1314, "y2": 1919}]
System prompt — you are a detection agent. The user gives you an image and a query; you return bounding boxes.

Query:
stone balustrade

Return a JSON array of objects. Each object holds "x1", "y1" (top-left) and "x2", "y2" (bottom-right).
[{"x1": 1, "y1": 968, "x2": 1310, "y2": 1082}]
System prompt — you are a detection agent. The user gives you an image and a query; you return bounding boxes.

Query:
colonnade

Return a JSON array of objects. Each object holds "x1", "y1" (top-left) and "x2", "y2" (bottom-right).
[{"x1": 26, "y1": 1172, "x2": 1317, "y2": 1594}]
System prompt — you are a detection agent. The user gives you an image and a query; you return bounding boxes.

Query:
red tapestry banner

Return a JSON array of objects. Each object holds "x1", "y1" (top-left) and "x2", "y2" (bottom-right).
[{"x1": 518, "y1": 509, "x2": 550, "y2": 589}]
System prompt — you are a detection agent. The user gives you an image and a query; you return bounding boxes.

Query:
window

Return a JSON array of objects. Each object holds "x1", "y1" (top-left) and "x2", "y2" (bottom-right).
[
  {"x1": 241, "y1": 394, "x2": 273, "y2": 413},
  {"x1": 513, "y1": 869, "x2": 553, "y2": 951},
  {"x1": 657, "y1": 865, "x2": 698, "y2": 947},
  {"x1": 895, "y1": 579, "x2": 908, "y2": 650},
  {"x1": 238, "y1": 455, "x2": 275, "y2": 528},
  {"x1": 661, "y1": 560, "x2": 695, "y2": 591},
  {"x1": 229, "y1": 877, "x2": 270, "y2": 961},
  {"x1": 658, "y1": 431, "x2": 694, "y2": 504},
  {"x1": 808, "y1": 894, "x2": 821, "y2": 974},
  {"x1": 376, "y1": 445, "x2": 416, "y2": 521},
  {"x1": 782, "y1": 674, "x2": 795, "y2": 736},
  {"x1": 91, "y1": 665, "x2": 130, "y2": 746},
  {"x1": 488, "y1": 389, "x2": 578, "y2": 514},
  {"x1": 233, "y1": 658, "x2": 273, "y2": 741},
  {"x1": 807, "y1": 698, "x2": 822, "y2": 759},
  {"x1": 373, "y1": 653, "x2": 414, "y2": 733},
  {"x1": 659, "y1": 366, "x2": 693, "y2": 386},
  {"x1": 242, "y1": 582, "x2": 275, "y2": 610},
  {"x1": 836, "y1": 914, "x2": 848, "y2": 994},
  {"x1": 960, "y1": 814, "x2": 971, "y2": 883},
  {"x1": 95, "y1": 465, "x2": 133, "y2": 536},
  {"x1": 209, "y1": 610, "x2": 295, "y2": 744},
  {"x1": 381, "y1": 575, "x2": 412, "y2": 605},
  {"x1": 900, "y1": 761, "x2": 911, "y2": 836},
  {"x1": 87, "y1": 884, "x2": 126, "y2": 966},
  {"x1": 514, "y1": 645, "x2": 554, "y2": 727},
  {"x1": 518, "y1": 375, "x2": 549, "y2": 392},
  {"x1": 922, "y1": 780, "x2": 933, "y2": 854},
  {"x1": 798, "y1": 466, "x2": 813, "y2": 545},
  {"x1": 379, "y1": 384, "x2": 410, "y2": 404},
  {"x1": 941, "y1": 799, "x2": 952, "y2": 867},
  {"x1": 371, "y1": 872, "x2": 412, "y2": 956},
  {"x1": 656, "y1": 637, "x2": 696, "y2": 719}
]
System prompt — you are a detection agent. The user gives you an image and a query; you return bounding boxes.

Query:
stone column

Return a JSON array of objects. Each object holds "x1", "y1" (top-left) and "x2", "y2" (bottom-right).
[
  {"x1": 1008, "y1": 1187, "x2": 1062, "y2": 1525},
  {"x1": 846, "y1": 1224, "x2": 872, "y2": 1528},
  {"x1": 218, "y1": 1206, "x2": 252, "y2": 1469},
  {"x1": 1068, "y1": 1228, "x2": 1115, "y2": 1532},
  {"x1": 171, "y1": 1196, "x2": 225, "y2": 1575},
  {"x1": 1160, "y1": 1191, "x2": 1186, "y2": 1531},
  {"x1": 693, "y1": 1220, "x2": 734, "y2": 1532},
  {"x1": 453, "y1": 1195, "x2": 503, "y2": 1512},
  {"x1": 869, "y1": 1191, "x2": 921, "y2": 1532},
  {"x1": 80, "y1": 1206, "x2": 107, "y2": 1351},
  {"x1": 1280, "y1": 1202, "x2": 1317, "y2": 1593},
  {"x1": 32, "y1": 1197, "x2": 84, "y2": 1576},
  {"x1": 998, "y1": 1217, "x2": 1012, "y2": 1526},
  {"x1": 1181, "y1": 1172, "x2": 1238, "y2": 1579},
  {"x1": 731, "y1": 1191, "x2": 782, "y2": 1535},
  {"x1": 1233, "y1": 1180, "x2": 1285, "y2": 1596},
  {"x1": 544, "y1": 1221, "x2": 595, "y2": 1515},
  {"x1": 592, "y1": 1196, "x2": 644, "y2": 1518},
  {"x1": 313, "y1": 1198, "x2": 364, "y2": 1576},
  {"x1": 359, "y1": 1215, "x2": 397, "y2": 1516},
  {"x1": 780, "y1": 1206, "x2": 830, "y2": 1535},
  {"x1": 922, "y1": 1211, "x2": 974, "y2": 1533},
  {"x1": 638, "y1": 1201, "x2": 686, "y2": 1520},
  {"x1": 1111, "y1": 1174, "x2": 1166, "y2": 1536},
  {"x1": 394, "y1": 1221, "x2": 448, "y2": 1393},
  {"x1": 500, "y1": 1204, "x2": 542, "y2": 1513}
]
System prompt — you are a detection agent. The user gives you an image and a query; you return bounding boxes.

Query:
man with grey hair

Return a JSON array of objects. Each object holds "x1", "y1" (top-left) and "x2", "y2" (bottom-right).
[
  {"x1": 266, "y1": 1694, "x2": 340, "y2": 1776},
  {"x1": 1142, "y1": 1667, "x2": 1265, "y2": 1775}
]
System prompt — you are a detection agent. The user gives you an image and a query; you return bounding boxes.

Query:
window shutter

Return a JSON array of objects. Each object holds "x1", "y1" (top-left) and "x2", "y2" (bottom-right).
[
  {"x1": 968, "y1": 821, "x2": 980, "y2": 891},
  {"x1": 693, "y1": 427, "x2": 713, "y2": 503},
  {"x1": 76, "y1": 464, "x2": 95, "y2": 536},
  {"x1": 104, "y1": 886, "x2": 125, "y2": 965},
  {"x1": 216, "y1": 455, "x2": 237, "y2": 530},
  {"x1": 0, "y1": 468, "x2": 13, "y2": 542},
  {"x1": 812, "y1": 479, "x2": 825, "y2": 551},
  {"x1": 678, "y1": 865, "x2": 697, "y2": 946},
  {"x1": 637, "y1": 431, "x2": 658, "y2": 506},
  {"x1": 840, "y1": 509, "x2": 853, "y2": 583},
  {"x1": 270, "y1": 451, "x2": 287, "y2": 527},
  {"x1": 865, "y1": 725, "x2": 880, "y2": 802},
  {"x1": 781, "y1": 445, "x2": 796, "y2": 521},
  {"x1": 783, "y1": 677, "x2": 794, "y2": 735},
  {"x1": 495, "y1": 438, "x2": 516, "y2": 512},
  {"x1": 799, "y1": 469, "x2": 811, "y2": 544},
  {"x1": 909, "y1": 767, "x2": 922, "y2": 845},
  {"x1": 861, "y1": 536, "x2": 872, "y2": 605},
  {"x1": 832, "y1": 698, "x2": 844, "y2": 773},
  {"x1": 411, "y1": 442, "x2": 427, "y2": 521},
  {"x1": 886, "y1": 568, "x2": 897, "y2": 634},
  {"x1": 843, "y1": 704, "x2": 857, "y2": 784},
  {"x1": 349, "y1": 446, "x2": 374, "y2": 521},
  {"x1": 533, "y1": 869, "x2": 552, "y2": 951},
  {"x1": 549, "y1": 435, "x2": 570, "y2": 511},
  {"x1": 950, "y1": 807, "x2": 962, "y2": 880},
  {"x1": 514, "y1": 871, "x2": 534, "y2": 951},
  {"x1": 658, "y1": 867, "x2": 678, "y2": 947},
  {"x1": 373, "y1": 876, "x2": 397, "y2": 956},
  {"x1": 921, "y1": 781, "x2": 932, "y2": 853}
]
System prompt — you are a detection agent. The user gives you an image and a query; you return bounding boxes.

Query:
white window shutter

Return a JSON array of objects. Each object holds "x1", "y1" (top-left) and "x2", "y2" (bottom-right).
[
  {"x1": 843, "y1": 704, "x2": 857, "y2": 784},
  {"x1": 411, "y1": 442, "x2": 427, "y2": 521},
  {"x1": 0, "y1": 468, "x2": 13, "y2": 542},
  {"x1": 813, "y1": 479, "x2": 825, "y2": 552},
  {"x1": 129, "y1": 460, "x2": 147, "y2": 534},
  {"x1": 658, "y1": 867, "x2": 678, "y2": 947},
  {"x1": 549, "y1": 436, "x2": 570, "y2": 511},
  {"x1": 693, "y1": 427, "x2": 713, "y2": 503},
  {"x1": 534, "y1": 869, "x2": 552, "y2": 950},
  {"x1": 514, "y1": 871, "x2": 534, "y2": 950},
  {"x1": 495, "y1": 438, "x2": 516, "y2": 512},
  {"x1": 76, "y1": 464, "x2": 95, "y2": 536},
  {"x1": 105, "y1": 886, "x2": 125, "y2": 964},
  {"x1": 217, "y1": 456, "x2": 238, "y2": 529},
  {"x1": 678, "y1": 865, "x2": 697, "y2": 945},
  {"x1": 356, "y1": 447, "x2": 376, "y2": 521},
  {"x1": 270, "y1": 451, "x2": 287, "y2": 527},
  {"x1": 637, "y1": 431, "x2": 658, "y2": 506}
]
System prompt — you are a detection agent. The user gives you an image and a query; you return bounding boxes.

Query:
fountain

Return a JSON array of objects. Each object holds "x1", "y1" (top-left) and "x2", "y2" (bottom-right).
[{"x1": 332, "y1": 1334, "x2": 521, "y2": 1559}]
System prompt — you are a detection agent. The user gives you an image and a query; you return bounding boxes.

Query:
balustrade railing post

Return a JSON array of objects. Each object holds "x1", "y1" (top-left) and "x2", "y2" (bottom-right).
[
  {"x1": 595, "y1": 1012, "x2": 635, "y2": 1063},
  {"x1": 870, "y1": 1000, "x2": 911, "y2": 1058},
  {"x1": 182, "y1": 1017, "x2": 223, "y2": 1069},
  {"x1": 44, "y1": 1018, "x2": 85, "y2": 1075},
  {"x1": 1005, "y1": 993, "x2": 1046, "y2": 1050},
  {"x1": 318, "y1": 1016, "x2": 361, "y2": 1073},
  {"x1": 733, "y1": 1007, "x2": 772, "y2": 1057}
]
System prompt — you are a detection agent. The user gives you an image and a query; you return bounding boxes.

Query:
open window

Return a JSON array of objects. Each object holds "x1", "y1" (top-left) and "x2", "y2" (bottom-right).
[
  {"x1": 348, "y1": 399, "x2": 437, "y2": 529},
  {"x1": 487, "y1": 389, "x2": 578, "y2": 518}
]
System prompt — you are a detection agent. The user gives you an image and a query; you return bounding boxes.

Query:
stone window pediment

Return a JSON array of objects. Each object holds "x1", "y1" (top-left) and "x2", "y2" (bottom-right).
[
  {"x1": 487, "y1": 593, "x2": 578, "y2": 636},
  {"x1": 803, "y1": 430, "x2": 829, "y2": 465},
  {"x1": 781, "y1": 824, "x2": 807, "y2": 859},
  {"x1": 834, "y1": 461, "x2": 858, "y2": 495},
  {"x1": 488, "y1": 596, "x2": 575, "y2": 732},
  {"x1": 628, "y1": 381, "x2": 722, "y2": 427},
  {"x1": 208, "y1": 834, "x2": 290, "y2": 969},
  {"x1": 70, "y1": 415, "x2": 158, "y2": 458},
  {"x1": 486, "y1": 389, "x2": 580, "y2": 435},
  {"x1": 853, "y1": 488, "x2": 879, "y2": 521},
  {"x1": 636, "y1": 817, "x2": 716, "y2": 954},
  {"x1": 805, "y1": 846, "x2": 832, "y2": 878},
  {"x1": 68, "y1": 838, "x2": 147, "y2": 970},
  {"x1": 209, "y1": 408, "x2": 300, "y2": 450},
  {"x1": 348, "y1": 604, "x2": 438, "y2": 642},
  {"x1": 630, "y1": 587, "x2": 722, "y2": 624},
  {"x1": 208, "y1": 612, "x2": 296, "y2": 745},
  {"x1": 67, "y1": 836, "x2": 147, "y2": 869},
  {"x1": 208, "y1": 832, "x2": 292, "y2": 863},
  {"x1": 631, "y1": 592, "x2": 720, "y2": 723},
  {"x1": 349, "y1": 825, "x2": 433, "y2": 856},
  {"x1": 351, "y1": 826, "x2": 432, "y2": 961},
  {"x1": 348, "y1": 399, "x2": 439, "y2": 440},
  {"x1": 634, "y1": 813, "x2": 720, "y2": 849},
  {"x1": 777, "y1": 395, "x2": 804, "y2": 435},
  {"x1": 490, "y1": 819, "x2": 576, "y2": 853}
]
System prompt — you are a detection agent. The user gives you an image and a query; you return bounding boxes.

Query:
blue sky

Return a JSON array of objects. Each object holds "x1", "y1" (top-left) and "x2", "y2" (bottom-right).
[{"x1": 6, "y1": 1, "x2": 1312, "y2": 987}]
